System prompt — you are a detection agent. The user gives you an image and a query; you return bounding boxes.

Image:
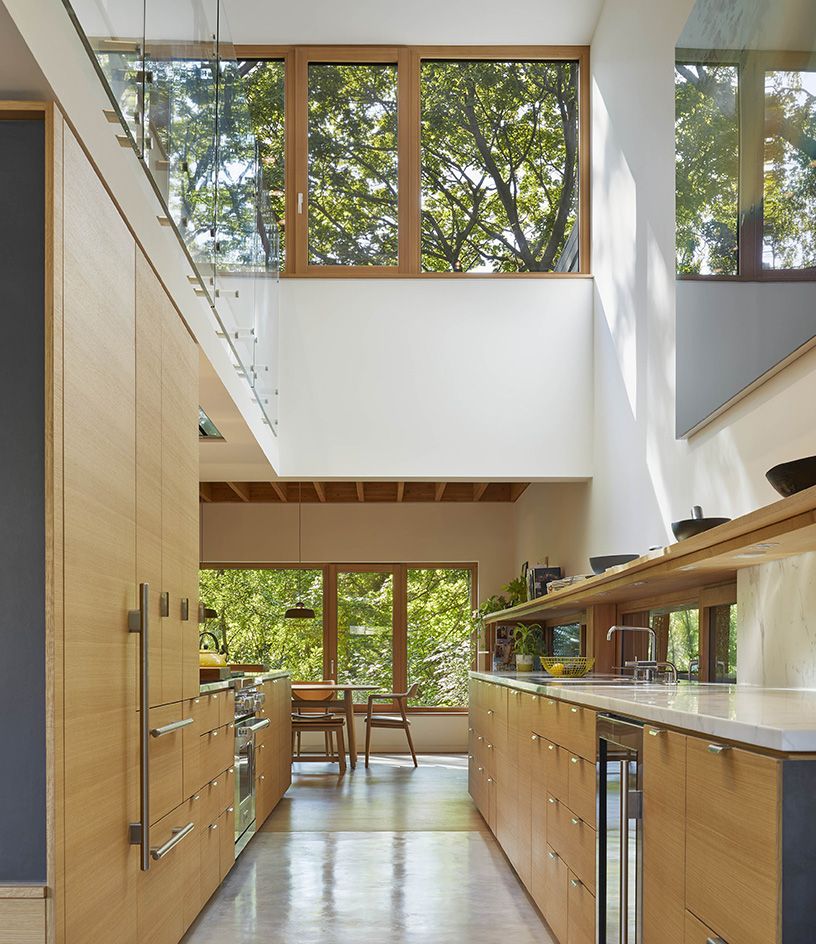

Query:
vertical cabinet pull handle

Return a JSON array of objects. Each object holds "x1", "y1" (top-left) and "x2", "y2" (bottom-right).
[
  {"x1": 128, "y1": 582, "x2": 150, "y2": 871},
  {"x1": 180, "y1": 597, "x2": 190, "y2": 621},
  {"x1": 160, "y1": 591, "x2": 169, "y2": 617}
]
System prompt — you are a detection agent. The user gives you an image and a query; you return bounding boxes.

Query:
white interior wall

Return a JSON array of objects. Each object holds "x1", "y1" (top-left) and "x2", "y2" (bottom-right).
[
  {"x1": 588, "y1": 0, "x2": 816, "y2": 556},
  {"x1": 278, "y1": 279, "x2": 594, "y2": 479}
]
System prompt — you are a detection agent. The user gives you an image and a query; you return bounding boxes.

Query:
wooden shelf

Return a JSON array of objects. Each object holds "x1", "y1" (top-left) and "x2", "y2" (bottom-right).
[{"x1": 486, "y1": 483, "x2": 816, "y2": 624}]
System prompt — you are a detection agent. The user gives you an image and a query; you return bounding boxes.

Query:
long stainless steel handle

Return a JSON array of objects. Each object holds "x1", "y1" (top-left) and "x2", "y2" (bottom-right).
[
  {"x1": 706, "y1": 938, "x2": 726, "y2": 944},
  {"x1": 150, "y1": 717, "x2": 194, "y2": 738},
  {"x1": 128, "y1": 583, "x2": 150, "y2": 871},
  {"x1": 240, "y1": 718, "x2": 271, "y2": 733},
  {"x1": 150, "y1": 822, "x2": 194, "y2": 860}
]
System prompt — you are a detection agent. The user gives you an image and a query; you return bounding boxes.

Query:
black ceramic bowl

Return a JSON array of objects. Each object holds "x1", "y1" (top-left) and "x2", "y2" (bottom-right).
[
  {"x1": 671, "y1": 516, "x2": 731, "y2": 541},
  {"x1": 589, "y1": 554, "x2": 639, "y2": 575},
  {"x1": 766, "y1": 456, "x2": 816, "y2": 498}
]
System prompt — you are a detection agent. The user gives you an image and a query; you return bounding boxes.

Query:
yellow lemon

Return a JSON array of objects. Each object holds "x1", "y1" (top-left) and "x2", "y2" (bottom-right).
[{"x1": 548, "y1": 663, "x2": 565, "y2": 677}]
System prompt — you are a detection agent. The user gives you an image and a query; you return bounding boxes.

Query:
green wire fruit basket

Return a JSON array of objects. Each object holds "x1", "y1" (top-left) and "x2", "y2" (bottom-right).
[{"x1": 539, "y1": 656, "x2": 595, "y2": 678}]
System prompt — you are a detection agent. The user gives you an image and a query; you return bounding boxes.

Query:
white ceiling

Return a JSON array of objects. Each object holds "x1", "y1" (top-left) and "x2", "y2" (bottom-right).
[{"x1": 222, "y1": 0, "x2": 605, "y2": 46}]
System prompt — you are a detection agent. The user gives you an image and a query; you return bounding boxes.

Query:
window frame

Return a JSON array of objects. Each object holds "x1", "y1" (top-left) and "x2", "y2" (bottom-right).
[
  {"x1": 200, "y1": 560, "x2": 478, "y2": 710},
  {"x1": 235, "y1": 44, "x2": 591, "y2": 277},
  {"x1": 676, "y1": 47, "x2": 816, "y2": 282}
]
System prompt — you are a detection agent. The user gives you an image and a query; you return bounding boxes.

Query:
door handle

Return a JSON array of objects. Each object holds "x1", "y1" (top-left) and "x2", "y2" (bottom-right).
[
  {"x1": 128, "y1": 583, "x2": 151, "y2": 871},
  {"x1": 706, "y1": 938, "x2": 727, "y2": 944},
  {"x1": 150, "y1": 822, "x2": 194, "y2": 860},
  {"x1": 150, "y1": 717, "x2": 194, "y2": 738}
]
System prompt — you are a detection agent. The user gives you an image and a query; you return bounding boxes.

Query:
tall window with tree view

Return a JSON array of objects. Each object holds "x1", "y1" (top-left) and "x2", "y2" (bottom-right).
[
  {"x1": 336, "y1": 570, "x2": 394, "y2": 701},
  {"x1": 421, "y1": 59, "x2": 581, "y2": 272},
  {"x1": 675, "y1": 62, "x2": 740, "y2": 275},
  {"x1": 651, "y1": 606, "x2": 700, "y2": 680},
  {"x1": 764, "y1": 69, "x2": 816, "y2": 270},
  {"x1": 308, "y1": 63, "x2": 399, "y2": 266},
  {"x1": 407, "y1": 568, "x2": 474, "y2": 708}
]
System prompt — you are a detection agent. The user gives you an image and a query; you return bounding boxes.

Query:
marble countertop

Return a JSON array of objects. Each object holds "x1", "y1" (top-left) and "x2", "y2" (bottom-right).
[
  {"x1": 199, "y1": 670, "x2": 290, "y2": 695},
  {"x1": 471, "y1": 671, "x2": 816, "y2": 753}
]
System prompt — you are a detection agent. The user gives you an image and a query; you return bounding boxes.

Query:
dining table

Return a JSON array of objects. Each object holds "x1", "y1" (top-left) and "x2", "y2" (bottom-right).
[{"x1": 291, "y1": 683, "x2": 379, "y2": 769}]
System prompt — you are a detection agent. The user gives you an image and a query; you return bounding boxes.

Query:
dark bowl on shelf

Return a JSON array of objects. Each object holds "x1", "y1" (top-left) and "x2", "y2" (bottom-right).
[
  {"x1": 766, "y1": 456, "x2": 816, "y2": 498},
  {"x1": 589, "y1": 554, "x2": 639, "y2": 575},
  {"x1": 671, "y1": 516, "x2": 731, "y2": 541}
]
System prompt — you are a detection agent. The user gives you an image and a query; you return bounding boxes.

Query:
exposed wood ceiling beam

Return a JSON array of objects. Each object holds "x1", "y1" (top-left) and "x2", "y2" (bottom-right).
[
  {"x1": 435, "y1": 482, "x2": 446, "y2": 502},
  {"x1": 356, "y1": 482, "x2": 365, "y2": 502},
  {"x1": 473, "y1": 483, "x2": 489, "y2": 502},
  {"x1": 199, "y1": 483, "x2": 213, "y2": 503},
  {"x1": 226, "y1": 481, "x2": 250, "y2": 502},
  {"x1": 396, "y1": 482, "x2": 405, "y2": 502},
  {"x1": 269, "y1": 482, "x2": 287, "y2": 502},
  {"x1": 313, "y1": 481, "x2": 326, "y2": 503},
  {"x1": 509, "y1": 483, "x2": 530, "y2": 502}
]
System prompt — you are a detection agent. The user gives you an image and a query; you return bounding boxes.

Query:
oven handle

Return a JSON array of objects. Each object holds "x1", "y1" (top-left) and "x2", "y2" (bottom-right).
[{"x1": 240, "y1": 718, "x2": 270, "y2": 734}]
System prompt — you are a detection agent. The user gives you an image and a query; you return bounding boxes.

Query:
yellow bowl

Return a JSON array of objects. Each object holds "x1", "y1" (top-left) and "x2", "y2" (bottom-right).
[{"x1": 540, "y1": 656, "x2": 595, "y2": 678}]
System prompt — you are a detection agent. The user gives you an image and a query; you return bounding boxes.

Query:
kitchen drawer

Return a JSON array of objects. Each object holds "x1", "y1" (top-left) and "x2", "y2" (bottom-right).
[
  {"x1": 685, "y1": 737, "x2": 780, "y2": 944},
  {"x1": 138, "y1": 800, "x2": 196, "y2": 944},
  {"x1": 543, "y1": 737, "x2": 571, "y2": 801},
  {"x1": 684, "y1": 910, "x2": 728, "y2": 943},
  {"x1": 199, "y1": 724, "x2": 233, "y2": 787},
  {"x1": 197, "y1": 689, "x2": 227, "y2": 734},
  {"x1": 567, "y1": 752, "x2": 596, "y2": 827},
  {"x1": 567, "y1": 871, "x2": 595, "y2": 944},
  {"x1": 198, "y1": 772, "x2": 229, "y2": 829},
  {"x1": 547, "y1": 794, "x2": 595, "y2": 893},
  {"x1": 533, "y1": 844, "x2": 568, "y2": 943},
  {"x1": 644, "y1": 728, "x2": 687, "y2": 944},
  {"x1": 220, "y1": 803, "x2": 235, "y2": 881},
  {"x1": 148, "y1": 703, "x2": 187, "y2": 825},
  {"x1": 562, "y1": 703, "x2": 596, "y2": 762},
  {"x1": 199, "y1": 809, "x2": 224, "y2": 907},
  {"x1": 532, "y1": 694, "x2": 561, "y2": 743},
  {"x1": 179, "y1": 796, "x2": 203, "y2": 932},
  {"x1": 220, "y1": 689, "x2": 235, "y2": 727}
]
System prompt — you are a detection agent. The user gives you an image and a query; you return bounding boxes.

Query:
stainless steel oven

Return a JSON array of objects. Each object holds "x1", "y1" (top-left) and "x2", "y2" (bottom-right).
[
  {"x1": 597, "y1": 713, "x2": 644, "y2": 944},
  {"x1": 233, "y1": 687, "x2": 267, "y2": 855}
]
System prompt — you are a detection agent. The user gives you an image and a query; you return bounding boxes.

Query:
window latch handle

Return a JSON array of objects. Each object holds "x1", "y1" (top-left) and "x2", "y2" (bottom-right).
[{"x1": 297, "y1": 192, "x2": 304, "y2": 215}]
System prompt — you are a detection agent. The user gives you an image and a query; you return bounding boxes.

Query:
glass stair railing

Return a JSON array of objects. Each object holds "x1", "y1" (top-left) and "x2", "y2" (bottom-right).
[{"x1": 61, "y1": 0, "x2": 280, "y2": 431}]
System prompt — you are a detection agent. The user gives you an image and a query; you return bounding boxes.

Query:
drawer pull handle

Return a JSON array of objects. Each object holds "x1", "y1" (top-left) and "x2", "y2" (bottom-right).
[
  {"x1": 227, "y1": 806, "x2": 234, "y2": 813},
  {"x1": 488, "y1": 710, "x2": 494, "y2": 716},
  {"x1": 150, "y1": 822, "x2": 194, "y2": 860},
  {"x1": 548, "y1": 744, "x2": 555, "y2": 752},
  {"x1": 648, "y1": 728, "x2": 665, "y2": 737},
  {"x1": 192, "y1": 794, "x2": 200, "y2": 802},
  {"x1": 478, "y1": 736, "x2": 484, "y2": 741},
  {"x1": 150, "y1": 717, "x2": 194, "y2": 738},
  {"x1": 706, "y1": 938, "x2": 726, "y2": 944},
  {"x1": 570, "y1": 878, "x2": 582, "y2": 888},
  {"x1": 707, "y1": 743, "x2": 731, "y2": 755},
  {"x1": 209, "y1": 823, "x2": 219, "y2": 831},
  {"x1": 468, "y1": 754, "x2": 474, "y2": 760},
  {"x1": 487, "y1": 743, "x2": 493, "y2": 750},
  {"x1": 478, "y1": 767, "x2": 484, "y2": 773},
  {"x1": 571, "y1": 817, "x2": 580, "y2": 826},
  {"x1": 211, "y1": 780, "x2": 219, "y2": 787},
  {"x1": 548, "y1": 797, "x2": 556, "y2": 805},
  {"x1": 531, "y1": 734, "x2": 539, "y2": 741},
  {"x1": 570, "y1": 707, "x2": 578, "y2": 714},
  {"x1": 570, "y1": 756, "x2": 579, "y2": 765},
  {"x1": 547, "y1": 851, "x2": 558, "y2": 860},
  {"x1": 468, "y1": 727, "x2": 473, "y2": 733},
  {"x1": 487, "y1": 777, "x2": 494, "y2": 784}
]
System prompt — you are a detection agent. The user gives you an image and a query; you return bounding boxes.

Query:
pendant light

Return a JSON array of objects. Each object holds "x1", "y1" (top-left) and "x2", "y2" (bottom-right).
[{"x1": 285, "y1": 482, "x2": 316, "y2": 619}]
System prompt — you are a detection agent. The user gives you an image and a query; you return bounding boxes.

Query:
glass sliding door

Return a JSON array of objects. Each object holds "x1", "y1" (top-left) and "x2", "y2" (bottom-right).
[{"x1": 334, "y1": 567, "x2": 395, "y2": 701}]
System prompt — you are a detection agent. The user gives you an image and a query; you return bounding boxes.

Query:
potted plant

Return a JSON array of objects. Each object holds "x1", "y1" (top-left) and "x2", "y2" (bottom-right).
[{"x1": 514, "y1": 623, "x2": 542, "y2": 672}]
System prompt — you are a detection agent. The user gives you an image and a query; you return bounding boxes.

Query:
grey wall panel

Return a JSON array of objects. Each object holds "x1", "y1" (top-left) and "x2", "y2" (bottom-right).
[
  {"x1": 676, "y1": 279, "x2": 816, "y2": 437},
  {"x1": 0, "y1": 118, "x2": 46, "y2": 883}
]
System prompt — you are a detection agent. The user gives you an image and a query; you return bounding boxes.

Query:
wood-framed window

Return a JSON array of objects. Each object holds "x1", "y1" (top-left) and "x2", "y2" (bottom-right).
[
  {"x1": 237, "y1": 45, "x2": 591, "y2": 276},
  {"x1": 676, "y1": 48, "x2": 816, "y2": 281},
  {"x1": 199, "y1": 561, "x2": 477, "y2": 710}
]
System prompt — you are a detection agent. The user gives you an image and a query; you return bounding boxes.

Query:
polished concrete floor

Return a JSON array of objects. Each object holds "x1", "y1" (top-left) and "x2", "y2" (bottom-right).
[{"x1": 183, "y1": 755, "x2": 554, "y2": 944}]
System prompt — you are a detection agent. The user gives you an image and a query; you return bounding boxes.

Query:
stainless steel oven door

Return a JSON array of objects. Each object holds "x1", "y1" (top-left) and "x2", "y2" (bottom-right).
[
  {"x1": 597, "y1": 714, "x2": 644, "y2": 944},
  {"x1": 234, "y1": 717, "x2": 271, "y2": 855}
]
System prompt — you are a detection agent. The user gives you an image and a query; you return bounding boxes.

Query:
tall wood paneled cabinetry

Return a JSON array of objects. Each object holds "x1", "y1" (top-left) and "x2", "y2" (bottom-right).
[{"x1": 0, "y1": 103, "x2": 223, "y2": 944}]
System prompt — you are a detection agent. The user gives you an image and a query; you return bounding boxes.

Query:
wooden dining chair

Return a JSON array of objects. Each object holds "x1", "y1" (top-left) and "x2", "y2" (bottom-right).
[
  {"x1": 364, "y1": 683, "x2": 420, "y2": 768},
  {"x1": 291, "y1": 680, "x2": 344, "y2": 758}
]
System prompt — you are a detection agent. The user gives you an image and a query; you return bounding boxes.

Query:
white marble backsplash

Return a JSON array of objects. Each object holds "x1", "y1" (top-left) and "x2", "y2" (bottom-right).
[{"x1": 737, "y1": 551, "x2": 816, "y2": 688}]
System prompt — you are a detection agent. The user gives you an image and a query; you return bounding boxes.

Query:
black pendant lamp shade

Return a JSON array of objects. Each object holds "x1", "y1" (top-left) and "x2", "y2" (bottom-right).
[{"x1": 285, "y1": 482, "x2": 316, "y2": 619}]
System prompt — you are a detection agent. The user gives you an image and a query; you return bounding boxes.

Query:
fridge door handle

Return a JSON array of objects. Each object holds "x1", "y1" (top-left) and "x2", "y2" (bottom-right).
[{"x1": 127, "y1": 583, "x2": 150, "y2": 871}]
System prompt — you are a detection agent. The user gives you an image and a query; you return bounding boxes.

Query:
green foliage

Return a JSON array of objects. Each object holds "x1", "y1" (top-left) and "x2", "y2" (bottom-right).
[
  {"x1": 421, "y1": 60, "x2": 579, "y2": 272},
  {"x1": 503, "y1": 576, "x2": 528, "y2": 606},
  {"x1": 675, "y1": 63, "x2": 740, "y2": 275},
  {"x1": 513, "y1": 623, "x2": 543, "y2": 656},
  {"x1": 199, "y1": 566, "x2": 474, "y2": 708},
  {"x1": 663, "y1": 608, "x2": 700, "y2": 678},
  {"x1": 306, "y1": 64, "x2": 399, "y2": 265}
]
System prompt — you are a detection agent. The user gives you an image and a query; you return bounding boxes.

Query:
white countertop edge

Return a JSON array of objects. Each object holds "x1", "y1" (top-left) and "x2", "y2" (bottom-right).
[{"x1": 470, "y1": 672, "x2": 816, "y2": 753}]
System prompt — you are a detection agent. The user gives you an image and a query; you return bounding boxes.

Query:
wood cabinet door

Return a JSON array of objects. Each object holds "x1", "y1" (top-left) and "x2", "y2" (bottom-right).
[
  {"x1": 534, "y1": 845, "x2": 568, "y2": 943},
  {"x1": 643, "y1": 727, "x2": 686, "y2": 944},
  {"x1": 62, "y1": 127, "x2": 139, "y2": 944},
  {"x1": 686, "y1": 737, "x2": 781, "y2": 944},
  {"x1": 516, "y1": 692, "x2": 535, "y2": 889},
  {"x1": 160, "y1": 303, "x2": 198, "y2": 704},
  {"x1": 137, "y1": 804, "x2": 192, "y2": 944},
  {"x1": 567, "y1": 872, "x2": 595, "y2": 944},
  {"x1": 148, "y1": 704, "x2": 185, "y2": 826}
]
